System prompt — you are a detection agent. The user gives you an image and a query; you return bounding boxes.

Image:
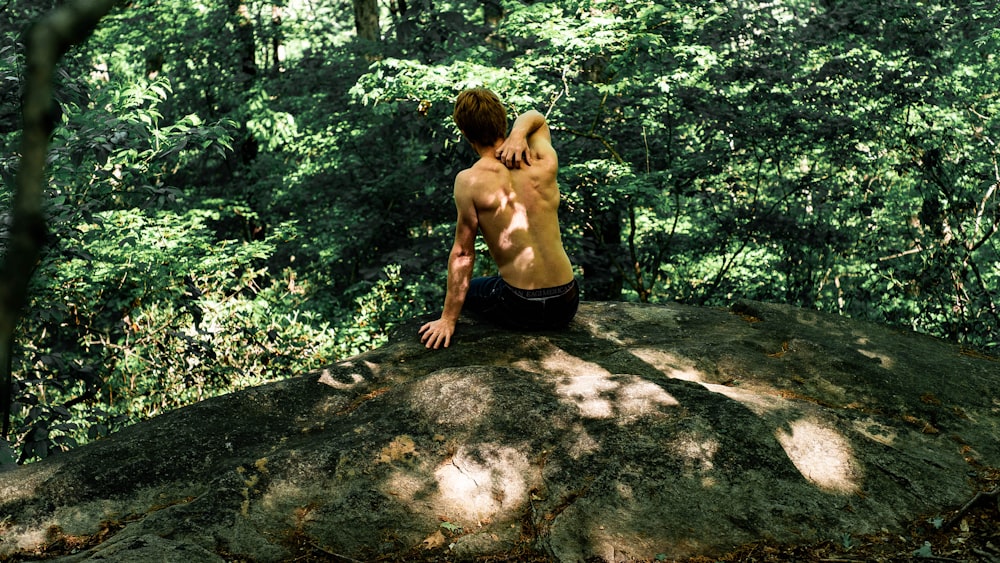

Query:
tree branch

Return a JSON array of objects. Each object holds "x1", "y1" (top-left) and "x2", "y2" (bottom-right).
[
  {"x1": 545, "y1": 66, "x2": 570, "y2": 119},
  {"x1": 942, "y1": 487, "x2": 1000, "y2": 531},
  {"x1": 556, "y1": 127, "x2": 624, "y2": 164},
  {"x1": 1, "y1": 0, "x2": 122, "y2": 438}
]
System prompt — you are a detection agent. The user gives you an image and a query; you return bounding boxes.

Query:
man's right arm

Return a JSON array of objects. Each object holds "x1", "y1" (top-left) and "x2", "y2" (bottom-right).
[
  {"x1": 418, "y1": 172, "x2": 478, "y2": 349},
  {"x1": 496, "y1": 110, "x2": 551, "y2": 168}
]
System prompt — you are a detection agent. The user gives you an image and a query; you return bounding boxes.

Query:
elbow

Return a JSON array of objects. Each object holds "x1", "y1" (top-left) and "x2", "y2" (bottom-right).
[
  {"x1": 448, "y1": 247, "x2": 475, "y2": 277},
  {"x1": 451, "y1": 244, "x2": 475, "y2": 261},
  {"x1": 529, "y1": 109, "x2": 546, "y2": 123}
]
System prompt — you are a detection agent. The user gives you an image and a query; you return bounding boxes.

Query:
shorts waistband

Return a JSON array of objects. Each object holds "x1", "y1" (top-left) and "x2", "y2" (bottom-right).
[{"x1": 506, "y1": 279, "x2": 578, "y2": 300}]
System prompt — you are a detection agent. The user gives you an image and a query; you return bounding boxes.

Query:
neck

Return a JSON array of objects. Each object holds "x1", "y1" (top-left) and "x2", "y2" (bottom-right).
[{"x1": 472, "y1": 139, "x2": 504, "y2": 160}]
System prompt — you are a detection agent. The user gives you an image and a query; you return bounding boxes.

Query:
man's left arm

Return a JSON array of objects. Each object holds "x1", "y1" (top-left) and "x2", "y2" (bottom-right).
[
  {"x1": 418, "y1": 176, "x2": 478, "y2": 349},
  {"x1": 496, "y1": 110, "x2": 548, "y2": 168}
]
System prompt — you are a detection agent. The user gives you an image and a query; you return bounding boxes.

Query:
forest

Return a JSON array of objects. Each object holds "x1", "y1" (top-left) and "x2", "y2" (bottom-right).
[{"x1": 0, "y1": 0, "x2": 998, "y2": 465}]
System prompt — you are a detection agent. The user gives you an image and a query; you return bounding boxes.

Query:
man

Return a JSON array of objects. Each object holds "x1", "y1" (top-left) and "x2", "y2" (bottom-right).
[{"x1": 418, "y1": 88, "x2": 579, "y2": 349}]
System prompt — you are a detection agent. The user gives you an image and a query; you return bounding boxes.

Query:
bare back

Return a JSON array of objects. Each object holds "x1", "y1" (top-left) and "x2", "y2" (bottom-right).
[{"x1": 456, "y1": 139, "x2": 574, "y2": 290}]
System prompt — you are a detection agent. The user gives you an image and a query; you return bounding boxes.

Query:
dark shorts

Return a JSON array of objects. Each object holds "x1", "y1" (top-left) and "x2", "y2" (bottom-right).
[{"x1": 464, "y1": 276, "x2": 580, "y2": 330}]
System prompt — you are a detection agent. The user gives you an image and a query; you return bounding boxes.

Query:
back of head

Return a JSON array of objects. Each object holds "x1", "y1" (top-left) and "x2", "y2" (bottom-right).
[{"x1": 453, "y1": 88, "x2": 507, "y2": 147}]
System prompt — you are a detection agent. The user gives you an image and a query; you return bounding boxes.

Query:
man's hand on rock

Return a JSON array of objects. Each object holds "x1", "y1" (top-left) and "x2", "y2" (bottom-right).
[{"x1": 418, "y1": 317, "x2": 456, "y2": 349}]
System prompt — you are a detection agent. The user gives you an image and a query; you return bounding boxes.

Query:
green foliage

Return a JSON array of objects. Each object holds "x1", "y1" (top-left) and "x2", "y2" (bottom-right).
[
  {"x1": 2, "y1": 0, "x2": 999, "y2": 463},
  {"x1": 840, "y1": 532, "x2": 856, "y2": 551},
  {"x1": 913, "y1": 541, "x2": 935, "y2": 558},
  {"x1": 245, "y1": 86, "x2": 298, "y2": 151}
]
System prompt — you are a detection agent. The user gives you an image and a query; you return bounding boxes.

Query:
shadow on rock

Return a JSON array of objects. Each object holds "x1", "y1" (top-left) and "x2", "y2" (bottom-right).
[{"x1": 1, "y1": 301, "x2": 997, "y2": 562}]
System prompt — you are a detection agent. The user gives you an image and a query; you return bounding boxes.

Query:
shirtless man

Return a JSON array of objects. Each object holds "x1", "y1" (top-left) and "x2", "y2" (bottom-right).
[{"x1": 418, "y1": 88, "x2": 579, "y2": 349}]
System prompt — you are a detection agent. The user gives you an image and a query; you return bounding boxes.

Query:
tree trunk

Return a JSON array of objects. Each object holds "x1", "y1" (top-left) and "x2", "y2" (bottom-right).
[
  {"x1": 482, "y1": 0, "x2": 503, "y2": 26},
  {"x1": 271, "y1": 4, "x2": 284, "y2": 73},
  {"x1": 227, "y1": 0, "x2": 257, "y2": 79},
  {"x1": 579, "y1": 210, "x2": 624, "y2": 301},
  {"x1": 389, "y1": 0, "x2": 407, "y2": 20},
  {"x1": 353, "y1": 0, "x2": 380, "y2": 42},
  {"x1": 1, "y1": 0, "x2": 121, "y2": 436},
  {"x1": 482, "y1": 0, "x2": 506, "y2": 50}
]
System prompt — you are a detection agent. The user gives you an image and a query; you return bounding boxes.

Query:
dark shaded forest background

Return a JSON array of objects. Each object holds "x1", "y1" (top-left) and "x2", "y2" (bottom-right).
[{"x1": 1, "y1": 0, "x2": 998, "y2": 464}]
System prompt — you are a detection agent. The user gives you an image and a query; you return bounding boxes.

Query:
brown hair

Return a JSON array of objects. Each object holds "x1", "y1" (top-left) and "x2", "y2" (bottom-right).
[{"x1": 453, "y1": 88, "x2": 507, "y2": 147}]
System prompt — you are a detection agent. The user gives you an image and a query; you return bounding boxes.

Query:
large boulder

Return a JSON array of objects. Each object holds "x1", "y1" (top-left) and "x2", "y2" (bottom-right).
[{"x1": 1, "y1": 301, "x2": 997, "y2": 562}]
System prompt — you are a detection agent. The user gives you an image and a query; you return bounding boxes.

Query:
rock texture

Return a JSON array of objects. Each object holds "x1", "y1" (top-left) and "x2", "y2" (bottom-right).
[{"x1": 1, "y1": 301, "x2": 998, "y2": 562}]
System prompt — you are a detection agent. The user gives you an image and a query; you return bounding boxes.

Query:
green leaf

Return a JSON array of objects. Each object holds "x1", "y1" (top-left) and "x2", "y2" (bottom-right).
[{"x1": 913, "y1": 541, "x2": 934, "y2": 558}]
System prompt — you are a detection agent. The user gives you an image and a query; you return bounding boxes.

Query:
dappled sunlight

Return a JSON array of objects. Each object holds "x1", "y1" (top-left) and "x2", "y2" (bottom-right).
[
  {"x1": 317, "y1": 359, "x2": 380, "y2": 390},
  {"x1": 490, "y1": 188, "x2": 524, "y2": 241},
  {"x1": 857, "y1": 348, "x2": 894, "y2": 369},
  {"x1": 631, "y1": 347, "x2": 785, "y2": 415},
  {"x1": 378, "y1": 441, "x2": 532, "y2": 526},
  {"x1": 565, "y1": 422, "x2": 600, "y2": 459},
  {"x1": 630, "y1": 348, "x2": 701, "y2": 382},
  {"x1": 0, "y1": 458, "x2": 65, "y2": 548},
  {"x1": 853, "y1": 334, "x2": 898, "y2": 368},
  {"x1": 382, "y1": 469, "x2": 426, "y2": 505},
  {"x1": 0, "y1": 462, "x2": 59, "y2": 509},
  {"x1": 481, "y1": 185, "x2": 554, "y2": 287},
  {"x1": 616, "y1": 377, "x2": 680, "y2": 416},
  {"x1": 511, "y1": 246, "x2": 537, "y2": 274},
  {"x1": 574, "y1": 314, "x2": 627, "y2": 345},
  {"x1": 409, "y1": 370, "x2": 495, "y2": 427},
  {"x1": 670, "y1": 431, "x2": 721, "y2": 479},
  {"x1": 536, "y1": 347, "x2": 606, "y2": 378},
  {"x1": 496, "y1": 199, "x2": 534, "y2": 270},
  {"x1": 557, "y1": 372, "x2": 617, "y2": 418},
  {"x1": 629, "y1": 347, "x2": 863, "y2": 494},
  {"x1": 515, "y1": 349, "x2": 616, "y2": 418},
  {"x1": 317, "y1": 369, "x2": 363, "y2": 389},
  {"x1": 851, "y1": 417, "x2": 898, "y2": 446},
  {"x1": 666, "y1": 369, "x2": 702, "y2": 383},
  {"x1": 776, "y1": 418, "x2": 861, "y2": 494},
  {"x1": 519, "y1": 348, "x2": 679, "y2": 420},
  {"x1": 432, "y1": 444, "x2": 531, "y2": 524},
  {"x1": 696, "y1": 382, "x2": 789, "y2": 417},
  {"x1": 794, "y1": 311, "x2": 822, "y2": 327},
  {"x1": 6, "y1": 528, "x2": 49, "y2": 554},
  {"x1": 517, "y1": 342, "x2": 863, "y2": 499}
]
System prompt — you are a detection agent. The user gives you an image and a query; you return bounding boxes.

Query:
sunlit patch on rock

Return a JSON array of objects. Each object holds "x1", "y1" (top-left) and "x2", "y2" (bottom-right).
[{"x1": 776, "y1": 417, "x2": 861, "y2": 494}]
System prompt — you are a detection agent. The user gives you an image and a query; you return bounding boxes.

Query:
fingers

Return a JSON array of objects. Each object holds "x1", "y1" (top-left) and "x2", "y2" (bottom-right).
[
  {"x1": 498, "y1": 148, "x2": 516, "y2": 168},
  {"x1": 418, "y1": 323, "x2": 432, "y2": 346},
  {"x1": 495, "y1": 145, "x2": 509, "y2": 165},
  {"x1": 423, "y1": 331, "x2": 449, "y2": 349},
  {"x1": 496, "y1": 142, "x2": 531, "y2": 169},
  {"x1": 497, "y1": 150, "x2": 528, "y2": 169},
  {"x1": 418, "y1": 322, "x2": 451, "y2": 349}
]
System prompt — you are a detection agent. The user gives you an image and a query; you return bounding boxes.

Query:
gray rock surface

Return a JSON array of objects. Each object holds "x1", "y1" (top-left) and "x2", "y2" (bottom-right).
[{"x1": 1, "y1": 300, "x2": 997, "y2": 561}]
